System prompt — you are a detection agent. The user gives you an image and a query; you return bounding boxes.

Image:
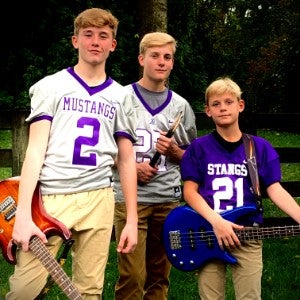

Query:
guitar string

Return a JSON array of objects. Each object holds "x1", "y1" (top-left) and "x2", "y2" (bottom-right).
[{"x1": 169, "y1": 226, "x2": 300, "y2": 247}]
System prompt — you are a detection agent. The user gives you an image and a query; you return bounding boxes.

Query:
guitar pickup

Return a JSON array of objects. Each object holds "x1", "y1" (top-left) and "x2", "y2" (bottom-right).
[
  {"x1": 0, "y1": 196, "x2": 15, "y2": 213},
  {"x1": 1, "y1": 196, "x2": 17, "y2": 221},
  {"x1": 169, "y1": 230, "x2": 181, "y2": 250},
  {"x1": 0, "y1": 196, "x2": 17, "y2": 221},
  {"x1": 5, "y1": 205, "x2": 17, "y2": 221}
]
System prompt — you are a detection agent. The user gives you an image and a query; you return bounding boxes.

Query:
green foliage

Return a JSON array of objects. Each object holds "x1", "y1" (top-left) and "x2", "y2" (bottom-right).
[
  {"x1": 243, "y1": 0, "x2": 299, "y2": 112},
  {"x1": 0, "y1": 92, "x2": 14, "y2": 110},
  {"x1": 0, "y1": 0, "x2": 298, "y2": 113},
  {"x1": 168, "y1": 0, "x2": 208, "y2": 109}
]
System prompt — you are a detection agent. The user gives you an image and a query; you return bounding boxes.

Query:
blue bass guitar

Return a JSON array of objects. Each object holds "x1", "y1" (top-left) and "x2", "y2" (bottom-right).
[{"x1": 163, "y1": 205, "x2": 300, "y2": 272}]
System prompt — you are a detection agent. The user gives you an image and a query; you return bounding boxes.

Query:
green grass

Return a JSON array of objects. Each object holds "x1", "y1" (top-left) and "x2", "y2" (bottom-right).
[
  {"x1": 0, "y1": 130, "x2": 11, "y2": 149},
  {"x1": 0, "y1": 130, "x2": 299, "y2": 299}
]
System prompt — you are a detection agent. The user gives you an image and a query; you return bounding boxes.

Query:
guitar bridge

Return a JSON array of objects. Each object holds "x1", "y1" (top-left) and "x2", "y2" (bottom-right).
[{"x1": 169, "y1": 230, "x2": 181, "y2": 250}]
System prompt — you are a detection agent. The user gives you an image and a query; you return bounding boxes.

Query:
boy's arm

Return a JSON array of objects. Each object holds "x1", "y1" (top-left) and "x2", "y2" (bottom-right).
[
  {"x1": 183, "y1": 180, "x2": 243, "y2": 250},
  {"x1": 267, "y1": 182, "x2": 300, "y2": 223},
  {"x1": 13, "y1": 120, "x2": 50, "y2": 251},
  {"x1": 116, "y1": 136, "x2": 138, "y2": 253}
]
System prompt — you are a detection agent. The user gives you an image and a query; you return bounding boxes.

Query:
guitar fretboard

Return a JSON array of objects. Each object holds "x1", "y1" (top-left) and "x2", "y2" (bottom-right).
[
  {"x1": 235, "y1": 225, "x2": 300, "y2": 241},
  {"x1": 30, "y1": 236, "x2": 83, "y2": 300}
]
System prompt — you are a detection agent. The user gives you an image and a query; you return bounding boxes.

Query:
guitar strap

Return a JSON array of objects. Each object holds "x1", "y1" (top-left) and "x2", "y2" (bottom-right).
[{"x1": 242, "y1": 133, "x2": 263, "y2": 212}]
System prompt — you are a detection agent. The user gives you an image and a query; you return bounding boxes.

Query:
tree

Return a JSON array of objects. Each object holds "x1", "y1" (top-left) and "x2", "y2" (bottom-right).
[
  {"x1": 137, "y1": 0, "x2": 168, "y2": 35},
  {"x1": 0, "y1": 0, "x2": 298, "y2": 113}
]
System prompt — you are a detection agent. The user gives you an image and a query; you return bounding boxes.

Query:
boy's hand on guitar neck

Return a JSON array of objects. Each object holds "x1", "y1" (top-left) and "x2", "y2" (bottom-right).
[
  {"x1": 155, "y1": 132, "x2": 175, "y2": 155},
  {"x1": 12, "y1": 212, "x2": 47, "y2": 252},
  {"x1": 155, "y1": 132, "x2": 183, "y2": 165},
  {"x1": 149, "y1": 111, "x2": 184, "y2": 167},
  {"x1": 210, "y1": 214, "x2": 243, "y2": 250}
]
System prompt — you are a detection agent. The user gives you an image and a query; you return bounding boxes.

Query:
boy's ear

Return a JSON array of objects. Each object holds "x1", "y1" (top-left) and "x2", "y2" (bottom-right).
[
  {"x1": 138, "y1": 54, "x2": 144, "y2": 67},
  {"x1": 110, "y1": 39, "x2": 117, "y2": 53},
  {"x1": 71, "y1": 35, "x2": 79, "y2": 49},
  {"x1": 239, "y1": 99, "x2": 245, "y2": 112},
  {"x1": 205, "y1": 105, "x2": 212, "y2": 117}
]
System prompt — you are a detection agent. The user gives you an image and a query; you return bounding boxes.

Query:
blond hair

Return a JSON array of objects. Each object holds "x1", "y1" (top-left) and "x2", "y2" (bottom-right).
[
  {"x1": 205, "y1": 77, "x2": 242, "y2": 105},
  {"x1": 139, "y1": 32, "x2": 177, "y2": 55},
  {"x1": 74, "y1": 8, "x2": 119, "y2": 38}
]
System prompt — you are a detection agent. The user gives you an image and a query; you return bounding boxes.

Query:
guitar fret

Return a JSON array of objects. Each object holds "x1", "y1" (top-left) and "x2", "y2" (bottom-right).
[
  {"x1": 235, "y1": 225, "x2": 300, "y2": 241},
  {"x1": 30, "y1": 236, "x2": 83, "y2": 300}
]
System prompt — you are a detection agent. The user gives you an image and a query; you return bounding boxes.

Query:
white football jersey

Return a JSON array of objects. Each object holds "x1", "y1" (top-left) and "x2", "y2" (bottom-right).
[
  {"x1": 27, "y1": 68, "x2": 138, "y2": 195},
  {"x1": 113, "y1": 83, "x2": 197, "y2": 204}
]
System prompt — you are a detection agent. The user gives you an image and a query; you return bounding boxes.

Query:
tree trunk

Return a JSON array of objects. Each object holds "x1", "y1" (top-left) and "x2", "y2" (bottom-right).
[
  {"x1": 137, "y1": 0, "x2": 168, "y2": 37},
  {"x1": 137, "y1": 0, "x2": 168, "y2": 77}
]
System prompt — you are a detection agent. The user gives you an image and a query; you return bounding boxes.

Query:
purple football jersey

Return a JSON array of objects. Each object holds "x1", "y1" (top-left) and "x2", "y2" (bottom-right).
[{"x1": 180, "y1": 132, "x2": 281, "y2": 224}]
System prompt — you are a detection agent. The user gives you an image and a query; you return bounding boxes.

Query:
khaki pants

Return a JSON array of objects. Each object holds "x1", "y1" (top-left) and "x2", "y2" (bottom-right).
[
  {"x1": 114, "y1": 201, "x2": 179, "y2": 300},
  {"x1": 6, "y1": 187, "x2": 114, "y2": 300},
  {"x1": 198, "y1": 240, "x2": 263, "y2": 300}
]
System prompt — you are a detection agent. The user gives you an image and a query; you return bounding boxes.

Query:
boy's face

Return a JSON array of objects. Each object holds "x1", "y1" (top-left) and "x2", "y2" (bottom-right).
[
  {"x1": 72, "y1": 25, "x2": 117, "y2": 65},
  {"x1": 138, "y1": 45, "x2": 174, "y2": 83},
  {"x1": 205, "y1": 92, "x2": 245, "y2": 126}
]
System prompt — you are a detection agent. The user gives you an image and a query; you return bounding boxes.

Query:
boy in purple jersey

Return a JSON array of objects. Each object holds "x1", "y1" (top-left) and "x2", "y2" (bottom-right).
[
  {"x1": 6, "y1": 8, "x2": 138, "y2": 299},
  {"x1": 113, "y1": 32, "x2": 197, "y2": 300},
  {"x1": 180, "y1": 77, "x2": 300, "y2": 299}
]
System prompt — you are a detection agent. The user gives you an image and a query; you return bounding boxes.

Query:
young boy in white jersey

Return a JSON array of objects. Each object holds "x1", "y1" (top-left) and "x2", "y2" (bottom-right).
[
  {"x1": 113, "y1": 32, "x2": 197, "y2": 299},
  {"x1": 6, "y1": 8, "x2": 138, "y2": 299}
]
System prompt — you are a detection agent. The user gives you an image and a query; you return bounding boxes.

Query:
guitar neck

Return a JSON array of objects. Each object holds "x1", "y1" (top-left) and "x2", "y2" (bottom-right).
[
  {"x1": 30, "y1": 236, "x2": 82, "y2": 300},
  {"x1": 235, "y1": 224, "x2": 300, "y2": 241}
]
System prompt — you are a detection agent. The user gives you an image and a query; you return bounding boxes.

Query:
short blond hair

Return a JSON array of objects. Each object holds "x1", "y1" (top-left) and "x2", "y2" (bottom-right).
[
  {"x1": 139, "y1": 32, "x2": 177, "y2": 55},
  {"x1": 205, "y1": 77, "x2": 242, "y2": 105},
  {"x1": 74, "y1": 8, "x2": 119, "y2": 38}
]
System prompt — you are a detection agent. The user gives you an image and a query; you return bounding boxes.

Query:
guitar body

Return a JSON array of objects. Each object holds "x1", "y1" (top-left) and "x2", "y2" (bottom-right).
[
  {"x1": 0, "y1": 177, "x2": 82, "y2": 299},
  {"x1": 163, "y1": 205, "x2": 257, "y2": 272},
  {"x1": 0, "y1": 176, "x2": 71, "y2": 264}
]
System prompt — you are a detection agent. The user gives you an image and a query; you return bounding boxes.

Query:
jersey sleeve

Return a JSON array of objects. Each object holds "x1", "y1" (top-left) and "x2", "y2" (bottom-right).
[
  {"x1": 254, "y1": 136, "x2": 281, "y2": 188},
  {"x1": 170, "y1": 93, "x2": 197, "y2": 148},
  {"x1": 180, "y1": 102, "x2": 197, "y2": 148},
  {"x1": 180, "y1": 138, "x2": 203, "y2": 182},
  {"x1": 114, "y1": 92, "x2": 138, "y2": 143},
  {"x1": 26, "y1": 70, "x2": 68, "y2": 123}
]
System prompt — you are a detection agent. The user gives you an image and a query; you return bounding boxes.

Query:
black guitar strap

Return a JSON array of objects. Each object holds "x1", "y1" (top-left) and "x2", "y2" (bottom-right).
[{"x1": 242, "y1": 133, "x2": 263, "y2": 212}]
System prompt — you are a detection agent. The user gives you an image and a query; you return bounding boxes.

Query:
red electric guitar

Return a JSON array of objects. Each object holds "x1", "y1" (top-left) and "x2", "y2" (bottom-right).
[{"x1": 0, "y1": 176, "x2": 82, "y2": 300}]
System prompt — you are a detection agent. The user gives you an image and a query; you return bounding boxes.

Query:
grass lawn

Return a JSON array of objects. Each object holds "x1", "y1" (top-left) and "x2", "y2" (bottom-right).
[{"x1": 0, "y1": 129, "x2": 299, "y2": 299}]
